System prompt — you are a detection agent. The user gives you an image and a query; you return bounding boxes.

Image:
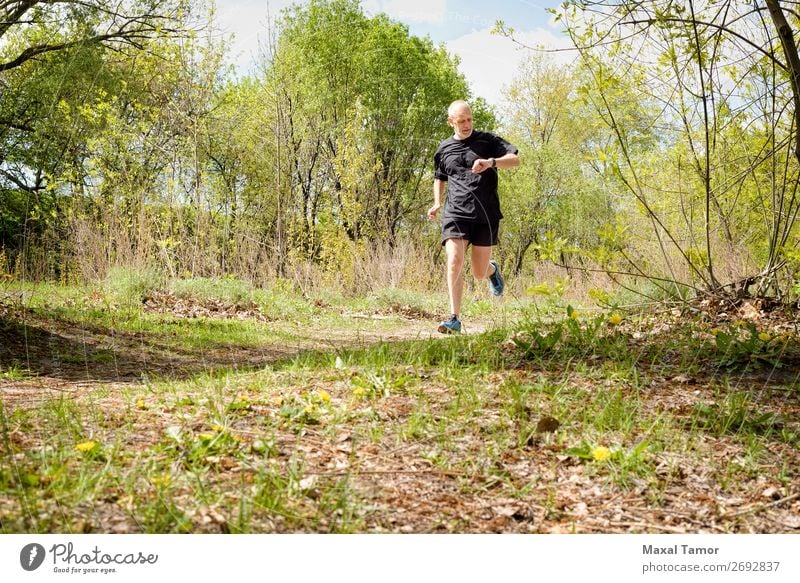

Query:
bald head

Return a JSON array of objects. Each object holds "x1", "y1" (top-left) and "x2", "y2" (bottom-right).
[
  {"x1": 447, "y1": 100, "x2": 473, "y2": 140},
  {"x1": 448, "y1": 100, "x2": 471, "y2": 118}
]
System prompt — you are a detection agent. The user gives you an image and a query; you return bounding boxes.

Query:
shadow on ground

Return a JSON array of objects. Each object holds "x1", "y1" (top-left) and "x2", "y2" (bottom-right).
[{"x1": 0, "y1": 312, "x2": 300, "y2": 383}]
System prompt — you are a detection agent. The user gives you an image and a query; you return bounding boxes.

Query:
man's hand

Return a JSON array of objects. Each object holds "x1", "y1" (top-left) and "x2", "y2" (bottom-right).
[
  {"x1": 427, "y1": 203, "x2": 441, "y2": 220},
  {"x1": 471, "y1": 158, "x2": 493, "y2": 173}
]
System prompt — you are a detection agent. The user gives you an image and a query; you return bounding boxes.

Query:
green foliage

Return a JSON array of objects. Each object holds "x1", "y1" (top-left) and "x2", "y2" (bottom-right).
[
  {"x1": 0, "y1": 365, "x2": 28, "y2": 381},
  {"x1": 254, "y1": 283, "x2": 316, "y2": 321},
  {"x1": 710, "y1": 322, "x2": 782, "y2": 368},
  {"x1": 500, "y1": 54, "x2": 613, "y2": 275},
  {"x1": 161, "y1": 424, "x2": 242, "y2": 469},
  {"x1": 104, "y1": 267, "x2": 163, "y2": 305},
  {"x1": 350, "y1": 370, "x2": 414, "y2": 399},
  {"x1": 277, "y1": 390, "x2": 332, "y2": 428},
  {"x1": 690, "y1": 391, "x2": 796, "y2": 444},
  {"x1": 0, "y1": 2, "x2": 197, "y2": 280},
  {"x1": 1, "y1": 0, "x2": 798, "y2": 311},
  {"x1": 268, "y1": 0, "x2": 474, "y2": 259},
  {"x1": 512, "y1": 306, "x2": 628, "y2": 363},
  {"x1": 557, "y1": 0, "x2": 800, "y2": 299}
]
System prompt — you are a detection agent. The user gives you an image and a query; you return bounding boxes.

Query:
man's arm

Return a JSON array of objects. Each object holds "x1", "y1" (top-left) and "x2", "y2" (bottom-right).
[
  {"x1": 428, "y1": 179, "x2": 447, "y2": 220},
  {"x1": 471, "y1": 153, "x2": 520, "y2": 173}
]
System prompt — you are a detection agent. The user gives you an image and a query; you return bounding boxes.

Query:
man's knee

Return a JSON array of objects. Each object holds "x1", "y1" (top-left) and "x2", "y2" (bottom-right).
[
  {"x1": 445, "y1": 239, "x2": 466, "y2": 258},
  {"x1": 473, "y1": 263, "x2": 491, "y2": 280}
]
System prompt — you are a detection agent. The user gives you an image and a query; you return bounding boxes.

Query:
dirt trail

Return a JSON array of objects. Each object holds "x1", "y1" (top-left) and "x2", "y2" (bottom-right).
[{"x1": 0, "y1": 307, "x2": 490, "y2": 407}]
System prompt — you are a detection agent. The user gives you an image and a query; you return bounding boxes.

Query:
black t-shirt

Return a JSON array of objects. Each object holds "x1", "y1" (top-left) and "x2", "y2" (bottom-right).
[{"x1": 434, "y1": 130, "x2": 518, "y2": 223}]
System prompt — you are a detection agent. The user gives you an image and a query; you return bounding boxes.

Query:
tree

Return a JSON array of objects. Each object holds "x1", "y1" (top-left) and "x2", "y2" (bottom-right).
[
  {"x1": 500, "y1": 54, "x2": 611, "y2": 276},
  {"x1": 554, "y1": 0, "x2": 800, "y2": 300},
  {"x1": 0, "y1": 1, "x2": 203, "y2": 278},
  {"x1": 0, "y1": 0, "x2": 191, "y2": 72},
  {"x1": 262, "y1": 0, "x2": 477, "y2": 272}
]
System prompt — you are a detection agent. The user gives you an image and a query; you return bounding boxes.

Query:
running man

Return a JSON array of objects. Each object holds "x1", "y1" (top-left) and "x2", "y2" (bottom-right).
[{"x1": 428, "y1": 100, "x2": 520, "y2": 334}]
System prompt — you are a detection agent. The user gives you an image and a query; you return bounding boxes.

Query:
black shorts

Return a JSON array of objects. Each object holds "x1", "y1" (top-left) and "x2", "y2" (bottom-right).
[{"x1": 441, "y1": 217, "x2": 499, "y2": 246}]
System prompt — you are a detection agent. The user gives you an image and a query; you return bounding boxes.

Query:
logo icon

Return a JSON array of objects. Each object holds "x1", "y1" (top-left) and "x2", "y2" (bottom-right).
[{"x1": 20, "y1": 543, "x2": 46, "y2": 571}]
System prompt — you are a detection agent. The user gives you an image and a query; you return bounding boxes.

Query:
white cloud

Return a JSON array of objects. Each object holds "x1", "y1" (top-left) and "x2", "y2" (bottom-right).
[
  {"x1": 446, "y1": 27, "x2": 574, "y2": 106},
  {"x1": 365, "y1": 0, "x2": 447, "y2": 24},
  {"x1": 214, "y1": 0, "x2": 300, "y2": 73}
]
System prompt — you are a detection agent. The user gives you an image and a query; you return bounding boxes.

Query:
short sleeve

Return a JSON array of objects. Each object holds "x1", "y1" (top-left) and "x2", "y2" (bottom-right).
[
  {"x1": 434, "y1": 149, "x2": 448, "y2": 181},
  {"x1": 492, "y1": 134, "x2": 518, "y2": 158}
]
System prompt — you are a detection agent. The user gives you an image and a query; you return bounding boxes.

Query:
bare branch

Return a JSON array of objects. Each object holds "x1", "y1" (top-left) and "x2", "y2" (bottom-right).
[
  {"x1": 0, "y1": 1, "x2": 37, "y2": 39},
  {"x1": 0, "y1": 1, "x2": 190, "y2": 72}
]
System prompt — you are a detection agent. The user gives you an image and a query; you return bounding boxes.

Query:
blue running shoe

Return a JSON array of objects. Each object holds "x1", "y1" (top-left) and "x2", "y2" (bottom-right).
[
  {"x1": 488, "y1": 260, "x2": 504, "y2": 296},
  {"x1": 437, "y1": 315, "x2": 462, "y2": 334}
]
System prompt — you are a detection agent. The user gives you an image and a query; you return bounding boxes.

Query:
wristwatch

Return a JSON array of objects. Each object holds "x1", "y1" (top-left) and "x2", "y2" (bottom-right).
[{"x1": 490, "y1": 157, "x2": 496, "y2": 168}]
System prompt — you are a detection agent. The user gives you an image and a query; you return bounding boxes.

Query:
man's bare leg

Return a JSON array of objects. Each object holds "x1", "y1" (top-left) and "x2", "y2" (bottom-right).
[
  {"x1": 472, "y1": 244, "x2": 504, "y2": 296},
  {"x1": 471, "y1": 245, "x2": 493, "y2": 281},
  {"x1": 445, "y1": 238, "x2": 467, "y2": 316}
]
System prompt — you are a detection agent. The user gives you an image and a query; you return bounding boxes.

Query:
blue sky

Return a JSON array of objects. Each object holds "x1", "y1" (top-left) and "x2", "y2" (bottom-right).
[
  {"x1": 363, "y1": 0, "x2": 560, "y2": 43},
  {"x1": 215, "y1": 0, "x2": 572, "y2": 105}
]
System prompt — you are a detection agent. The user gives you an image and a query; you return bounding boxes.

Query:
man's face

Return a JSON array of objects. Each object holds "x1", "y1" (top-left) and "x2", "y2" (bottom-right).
[{"x1": 448, "y1": 108, "x2": 473, "y2": 139}]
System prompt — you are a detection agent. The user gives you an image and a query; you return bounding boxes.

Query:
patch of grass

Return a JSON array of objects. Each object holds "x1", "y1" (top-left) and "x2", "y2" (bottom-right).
[
  {"x1": 510, "y1": 307, "x2": 633, "y2": 366},
  {"x1": 498, "y1": 376, "x2": 537, "y2": 423},
  {"x1": 104, "y1": 267, "x2": 164, "y2": 307},
  {"x1": 690, "y1": 390, "x2": 795, "y2": 443},
  {"x1": 0, "y1": 365, "x2": 29, "y2": 380},
  {"x1": 253, "y1": 284, "x2": 317, "y2": 321},
  {"x1": 462, "y1": 298, "x2": 495, "y2": 318},
  {"x1": 585, "y1": 388, "x2": 641, "y2": 434},
  {"x1": 169, "y1": 276, "x2": 254, "y2": 306},
  {"x1": 295, "y1": 328, "x2": 511, "y2": 372},
  {"x1": 350, "y1": 369, "x2": 415, "y2": 399}
]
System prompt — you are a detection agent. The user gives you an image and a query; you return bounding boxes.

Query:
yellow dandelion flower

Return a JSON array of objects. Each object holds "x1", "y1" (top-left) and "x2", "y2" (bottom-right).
[
  {"x1": 151, "y1": 475, "x2": 171, "y2": 488},
  {"x1": 75, "y1": 441, "x2": 97, "y2": 453},
  {"x1": 710, "y1": 328, "x2": 722, "y2": 336},
  {"x1": 136, "y1": 398, "x2": 146, "y2": 410},
  {"x1": 758, "y1": 332, "x2": 771, "y2": 342},
  {"x1": 570, "y1": 310, "x2": 580, "y2": 320},
  {"x1": 318, "y1": 390, "x2": 331, "y2": 403},
  {"x1": 608, "y1": 313, "x2": 622, "y2": 326},
  {"x1": 353, "y1": 388, "x2": 366, "y2": 398},
  {"x1": 198, "y1": 432, "x2": 216, "y2": 441},
  {"x1": 591, "y1": 446, "x2": 612, "y2": 462},
  {"x1": 211, "y1": 424, "x2": 225, "y2": 433}
]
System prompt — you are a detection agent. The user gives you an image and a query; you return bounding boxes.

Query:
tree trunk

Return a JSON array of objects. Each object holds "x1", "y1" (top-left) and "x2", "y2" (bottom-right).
[{"x1": 765, "y1": 0, "x2": 800, "y2": 163}]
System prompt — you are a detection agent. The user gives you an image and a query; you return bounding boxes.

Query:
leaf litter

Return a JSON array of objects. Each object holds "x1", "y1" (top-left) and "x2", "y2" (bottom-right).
[{"x1": 0, "y1": 294, "x2": 798, "y2": 533}]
